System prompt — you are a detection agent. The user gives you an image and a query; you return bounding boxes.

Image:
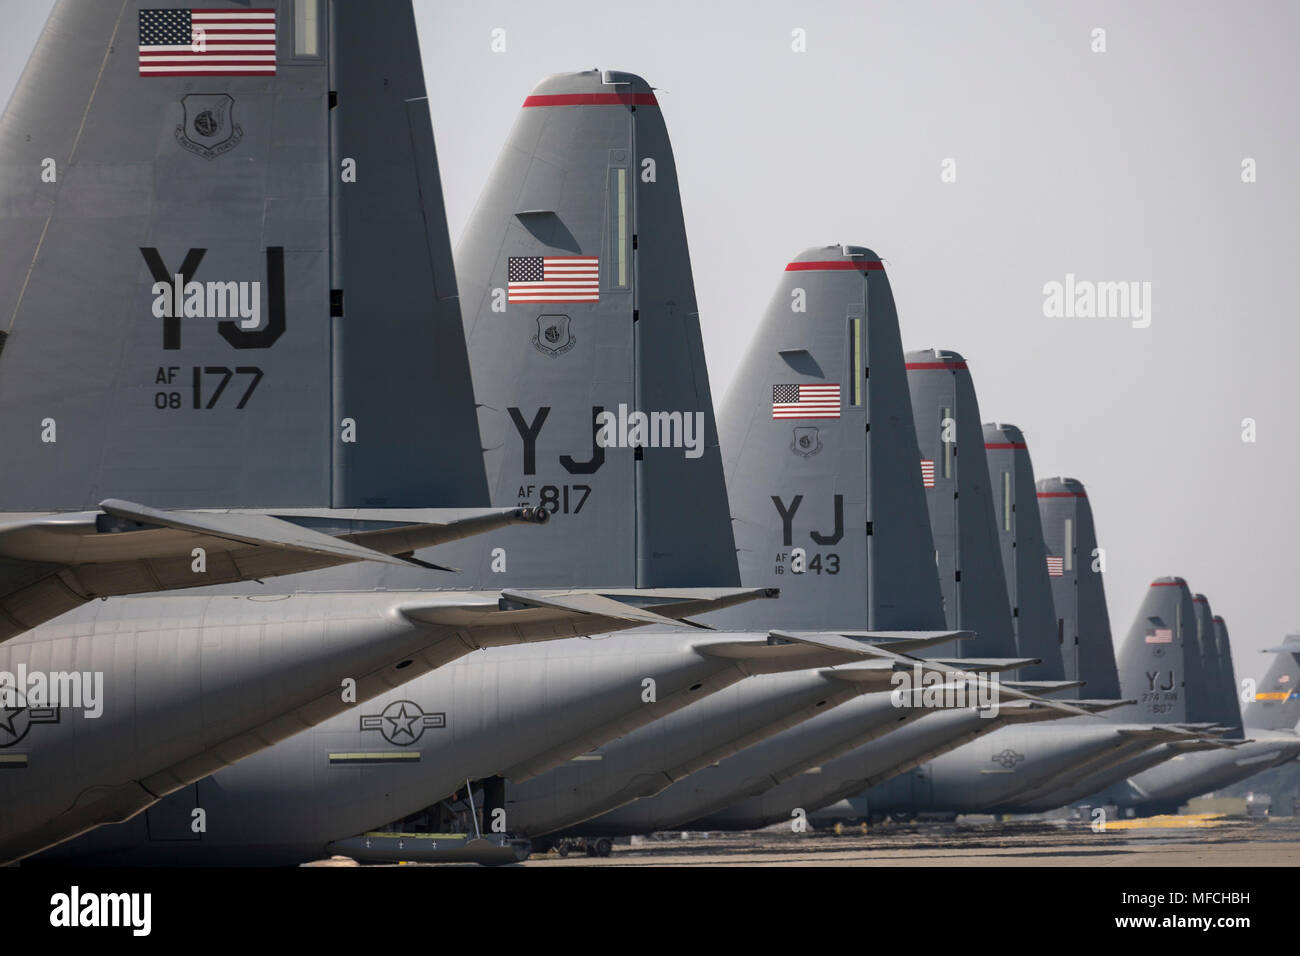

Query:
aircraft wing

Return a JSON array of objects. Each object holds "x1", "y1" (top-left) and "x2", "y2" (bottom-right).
[{"x1": 0, "y1": 502, "x2": 548, "y2": 643}]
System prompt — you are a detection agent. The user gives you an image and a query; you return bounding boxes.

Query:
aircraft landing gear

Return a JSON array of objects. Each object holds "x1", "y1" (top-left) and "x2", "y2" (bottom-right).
[{"x1": 556, "y1": 837, "x2": 613, "y2": 858}]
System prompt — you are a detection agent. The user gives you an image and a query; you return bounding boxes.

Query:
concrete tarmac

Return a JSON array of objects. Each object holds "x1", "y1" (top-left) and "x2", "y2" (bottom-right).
[{"x1": 520, "y1": 816, "x2": 1300, "y2": 866}]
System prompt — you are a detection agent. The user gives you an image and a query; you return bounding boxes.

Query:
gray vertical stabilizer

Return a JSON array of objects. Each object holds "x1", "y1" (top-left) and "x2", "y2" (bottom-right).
[
  {"x1": 1036, "y1": 477, "x2": 1120, "y2": 698},
  {"x1": 905, "y1": 351, "x2": 1016, "y2": 657},
  {"x1": 1113, "y1": 576, "x2": 1194, "y2": 724},
  {"x1": 452, "y1": 69, "x2": 737, "y2": 588},
  {"x1": 0, "y1": 0, "x2": 487, "y2": 510},
  {"x1": 715, "y1": 246, "x2": 944, "y2": 632},
  {"x1": 982, "y1": 423, "x2": 1065, "y2": 680}
]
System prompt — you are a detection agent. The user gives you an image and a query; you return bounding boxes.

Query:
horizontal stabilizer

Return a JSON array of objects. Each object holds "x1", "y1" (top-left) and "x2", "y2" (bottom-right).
[
  {"x1": 1260, "y1": 642, "x2": 1300, "y2": 653},
  {"x1": 1170, "y1": 722, "x2": 1228, "y2": 736},
  {"x1": 0, "y1": 503, "x2": 547, "y2": 566},
  {"x1": 498, "y1": 587, "x2": 777, "y2": 631},
  {"x1": 821, "y1": 662, "x2": 910, "y2": 684},
  {"x1": 692, "y1": 640, "x2": 889, "y2": 673},
  {"x1": 1002, "y1": 680, "x2": 1086, "y2": 695},
  {"x1": 499, "y1": 589, "x2": 706, "y2": 630},
  {"x1": 1168, "y1": 738, "x2": 1236, "y2": 753},
  {"x1": 766, "y1": 630, "x2": 974, "y2": 658},
  {"x1": 0, "y1": 505, "x2": 548, "y2": 643},
  {"x1": 990, "y1": 699, "x2": 1083, "y2": 724},
  {"x1": 929, "y1": 657, "x2": 1040, "y2": 673},
  {"x1": 1116, "y1": 727, "x2": 1190, "y2": 741},
  {"x1": 99, "y1": 499, "x2": 417, "y2": 567},
  {"x1": 823, "y1": 643, "x2": 1096, "y2": 717},
  {"x1": 401, "y1": 587, "x2": 778, "y2": 647},
  {"x1": 1072, "y1": 698, "x2": 1137, "y2": 713}
]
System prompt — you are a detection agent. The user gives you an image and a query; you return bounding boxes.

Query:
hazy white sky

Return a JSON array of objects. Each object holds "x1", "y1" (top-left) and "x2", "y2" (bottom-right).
[{"x1": 3, "y1": 1, "x2": 1295, "y2": 683}]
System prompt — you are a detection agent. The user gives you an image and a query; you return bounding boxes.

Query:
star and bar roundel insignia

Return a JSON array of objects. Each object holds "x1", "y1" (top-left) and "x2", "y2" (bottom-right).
[
  {"x1": 0, "y1": 685, "x2": 60, "y2": 748},
  {"x1": 359, "y1": 700, "x2": 446, "y2": 746},
  {"x1": 991, "y1": 749, "x2": 1025, "y2": 769}
]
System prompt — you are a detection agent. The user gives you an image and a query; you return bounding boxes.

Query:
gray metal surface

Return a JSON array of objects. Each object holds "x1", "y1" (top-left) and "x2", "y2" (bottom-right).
[
  {"x1": 1112, "y1": 577, "x2": 1194, "y2": 725},
  {"x1": 713, "y1": 246, "x2": 945, "y2": 633},
  {"x1": 1036, "y1": 477, "x2": 1120, "y2": 698},
  {"x1": 982, "y1": 423, "x2": 1065, "y2": 681},
  {"x1": 905, "y1": 350, "x2": 1016, "y2": 659}
]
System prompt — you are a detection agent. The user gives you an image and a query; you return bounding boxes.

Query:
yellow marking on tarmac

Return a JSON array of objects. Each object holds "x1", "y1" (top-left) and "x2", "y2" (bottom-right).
[{"x1": 1101, "y1": 813, "x2": 1228, "y2": 830}]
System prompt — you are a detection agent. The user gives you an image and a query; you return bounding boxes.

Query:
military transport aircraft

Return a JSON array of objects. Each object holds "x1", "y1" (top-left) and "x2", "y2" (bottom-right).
[
  {"x1": 30, "y1": 75, "x2": 1027, "y2": 866},
  {"x1": 811, "y1": 574, "x2": 1237, "y2": 822},
  {"x1": 522, "y1": 254, "x2": 1099, "y2": 842},
  {"x1": 0, "y1": 0, "x2": 556, "y2": 645},
  {"x1": 0, "y1": 5, "x2": 771, "y2": 865},
  {"x1": 1080, "y1": 619, "x2": 1300, "y2": 814}
]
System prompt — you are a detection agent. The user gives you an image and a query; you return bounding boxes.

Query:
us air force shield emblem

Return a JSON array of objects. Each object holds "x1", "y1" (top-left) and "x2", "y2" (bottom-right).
[
  {"x1": 532, "y1": 314, "x2": 576, "y2": 357},
  {"x1": 791, "y1": 426, "x2": 822, "y2": 457},
  {"x1": 176, "y1": 93, "x2": 243, "y2": 160}
]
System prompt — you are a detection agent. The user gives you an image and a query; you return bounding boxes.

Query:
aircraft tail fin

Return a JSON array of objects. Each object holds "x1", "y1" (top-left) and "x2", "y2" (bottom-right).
[
  {"x1": 1211, "y1": 615, "x2": 1246, "y2": 737},
  {"x1": 0, "y1": 0, "x2": 486, "y2": 512},
  {"x1": 1113, "y1": 577, "x2": 1195, "y2": 723},
  {"x1": 982, "y1": 423, "x2": 1066, "y2": 681},
  {"x1": 714, "y1": 246, "x2": 946, "y2": 633},
  {"x1": 451, "y1": 69, "x2": 737, "y2": 589},
  {"x1": 905, "y1": 351, "x2": 1016, "y2": 658},
  {"x1": 1243, "y1": 633, "x2": 1300, "y2": 732},
  {"x1": 1186, "y1": 594, "x2": 1219, "y2": 723},
  {"x1": 1036, "y1": 477, "x2": 1120, "y2": 699}
]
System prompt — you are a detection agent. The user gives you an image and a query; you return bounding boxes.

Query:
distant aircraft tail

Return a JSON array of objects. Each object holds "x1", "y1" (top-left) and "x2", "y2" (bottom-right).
[
  {"x1": 0, "y1": 0, "x2": 486, "y2": 511},
  {"x1": 713, "y1": 246, "x2": 945, "y2": 633},
  {"x1": 982, "y1": 423, "x2": 1065, "y2": 681},
  {"x1": 1243, "y1": 633, "x2": 1300, "y2": 732},
  {"x1": 1211, "y1": 615, "x2": 1245, "y2": 737},
  {"x1": 1186, "y1": 594, "x2": 1220, "y2": 723},
  {"x1": 1113, "y1": 577, "x2": 1195, "y2": 724},
  {"x1": 1036, "y1": 477, "x2": 1120, "y2": 699},
  {"x1": 904, "y1": 350, "x2": 1017, "y2": 658}
]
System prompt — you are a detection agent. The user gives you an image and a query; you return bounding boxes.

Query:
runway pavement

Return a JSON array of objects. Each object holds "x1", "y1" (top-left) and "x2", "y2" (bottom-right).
[{"x1": 518, "y1": 815, "x2": 1300, "y2": 866}]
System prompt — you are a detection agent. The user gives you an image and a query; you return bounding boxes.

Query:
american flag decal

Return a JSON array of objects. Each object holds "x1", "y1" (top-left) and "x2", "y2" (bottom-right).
[
  {"x1": 507, "y1": 256, "x2": 599, "y2": 303},
  {"x1": 1145, "y1": 628, "x2": 1173, "y2": 644},
  {"x1": 772, "y1": 384, "x2": 840, "y2": 420},
  {"x1": 139, "y1": 8, "x2": 277, "y2": 76},
  {"x1": 1045, "y1": 556, "x2": 1064, "y2": 576},
  {"x1": 920, "y1": 460, "x2": 936, "y2": 488}
]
